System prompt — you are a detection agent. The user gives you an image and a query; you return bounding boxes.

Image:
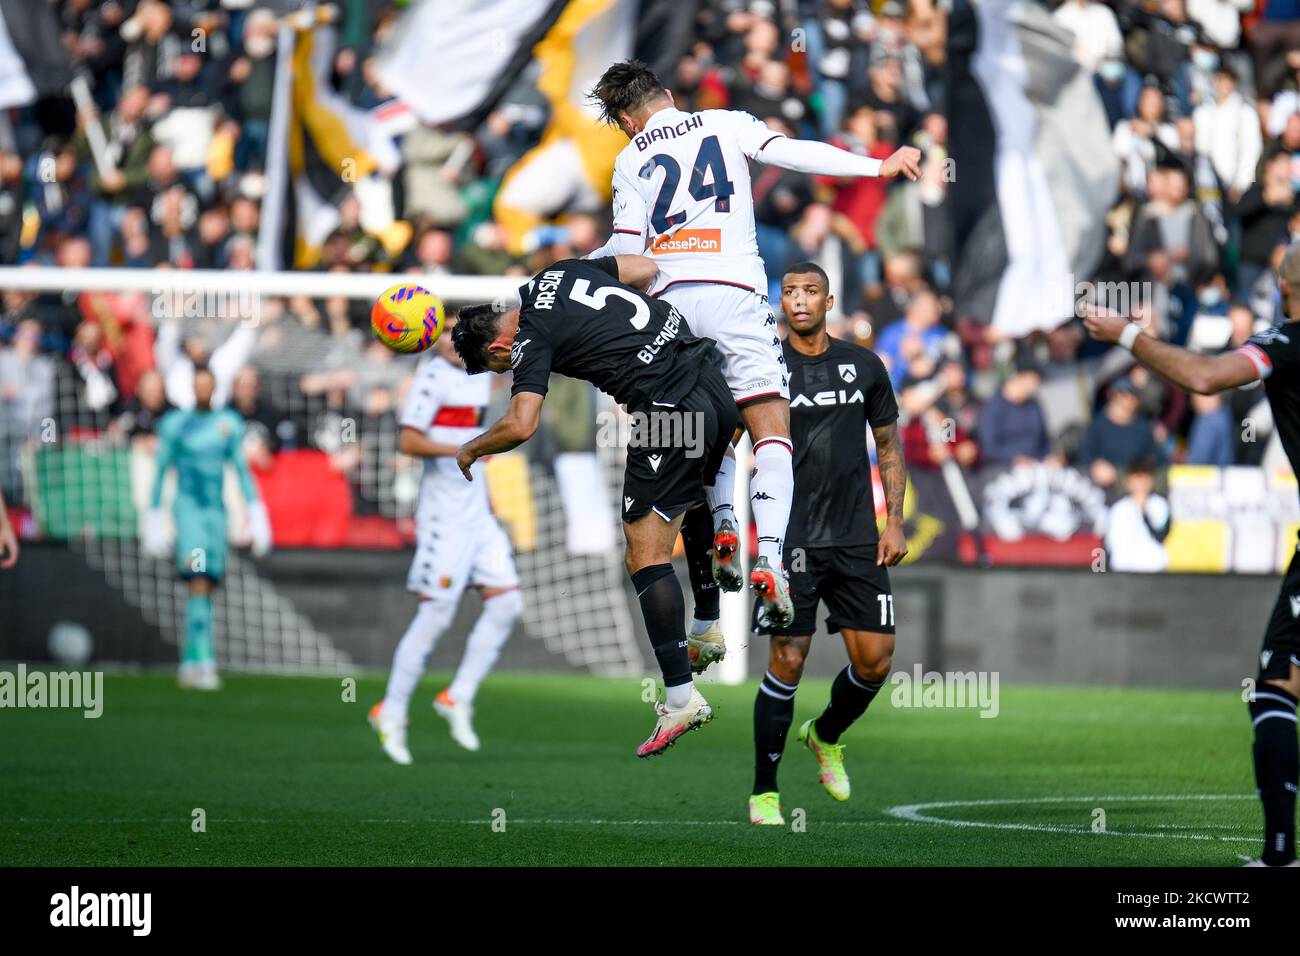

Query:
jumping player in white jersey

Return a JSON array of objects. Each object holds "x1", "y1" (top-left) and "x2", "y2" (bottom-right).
[
  {"x1": 585, "y1": 60, "x2": 919, "y2": 642},
  {"x1": 369, "y1": 317, "x2": 524, "y2": 764}
]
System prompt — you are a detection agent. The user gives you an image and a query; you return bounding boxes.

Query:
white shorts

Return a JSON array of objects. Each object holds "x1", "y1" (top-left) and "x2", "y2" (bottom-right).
[
  {"x1": 656, "y1": 283, "x2": 789, "y2": 404},
  {"x1": 406, "y1": 516, "x2": 520, "y2": 602}
]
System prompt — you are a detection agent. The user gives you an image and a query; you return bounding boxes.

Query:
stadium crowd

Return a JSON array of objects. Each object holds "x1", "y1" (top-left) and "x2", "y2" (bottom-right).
[{"x1": 1, "y1": 0, "x2": 1298, "y2": 556}]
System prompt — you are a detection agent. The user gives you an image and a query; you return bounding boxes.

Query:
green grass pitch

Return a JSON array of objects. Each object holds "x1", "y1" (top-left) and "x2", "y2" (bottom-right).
[{"x1": 0, "y1": 672, "x2": 1263, "y2": 866}]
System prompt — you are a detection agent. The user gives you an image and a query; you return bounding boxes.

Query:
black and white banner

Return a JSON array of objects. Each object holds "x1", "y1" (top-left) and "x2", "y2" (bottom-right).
[
  {"x1": 0, "y1": 0, "x2": 73, "y2": 109},
  {"x1": 946, "y1": 0, "x2": 1118, "y2": 337}
]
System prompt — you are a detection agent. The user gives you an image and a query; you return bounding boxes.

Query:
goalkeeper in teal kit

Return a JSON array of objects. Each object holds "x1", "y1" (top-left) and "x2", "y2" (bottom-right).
[{"x1": 143, "y1": 367, "x2": 271, "y2": 689}]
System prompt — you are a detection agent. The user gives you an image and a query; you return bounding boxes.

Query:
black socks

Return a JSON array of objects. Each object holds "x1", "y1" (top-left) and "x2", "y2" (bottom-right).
[
  {"x1": 753, "y1": 671, "x2": 798, "y2": 794},
  {"x1": 1249, "y1": 686, "x2": 1299, "y2": 865},
  {"x1": 631, "y1": 563, "x2": 692, "y2": 689},
  {"x1": 814, "y1": 666, "x2": 884, "y2": 744}
]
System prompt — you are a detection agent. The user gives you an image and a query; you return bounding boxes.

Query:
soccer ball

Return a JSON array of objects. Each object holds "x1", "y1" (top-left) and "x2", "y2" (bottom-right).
[{"x1": 371, "y1": 284, "x2": 445, "y2": 353}]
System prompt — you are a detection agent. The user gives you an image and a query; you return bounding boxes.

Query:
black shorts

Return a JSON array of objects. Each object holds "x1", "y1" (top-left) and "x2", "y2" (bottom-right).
[
  {"x1": 754, "y1": 543, "x2": 895, "y2": 637},
  {"x1": 1258, "y1": 544, "x2": 1300, "y2": 681},
  {"x1": 621, "y1": 364, "x2": 738, "y2": 524}
]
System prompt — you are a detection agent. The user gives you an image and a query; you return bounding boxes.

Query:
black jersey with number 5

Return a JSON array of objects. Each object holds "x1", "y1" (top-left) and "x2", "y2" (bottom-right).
[
  {"x1": 1239, "y1": 320, "x2": 1300, "y2": 507},
  {"x1": 783, "y1": 337, "x2": 898, "y2": 548},
  {"x1": 511, "y1": 257, "x2": 715, "y2": 409}
]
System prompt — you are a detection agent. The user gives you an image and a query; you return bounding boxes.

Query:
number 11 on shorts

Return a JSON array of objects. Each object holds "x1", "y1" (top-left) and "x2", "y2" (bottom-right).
[{"x1": 877, "y1": 594, "x2": 894, "y2": 627}]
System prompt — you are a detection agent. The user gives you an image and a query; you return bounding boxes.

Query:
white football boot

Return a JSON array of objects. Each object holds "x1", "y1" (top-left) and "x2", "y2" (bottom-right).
[
  {"x1": 368, "y1": 702, "x2": 413, "y2": 765},
  {"x1": 687, "y1": 622, "x2": 727, "y2": 675},
  {"x1": 434, "y1": 690, "x2": 481, "y2": 752},
  {"x1": 636, "y1": 686, "x2": 713, "y2": 757}
]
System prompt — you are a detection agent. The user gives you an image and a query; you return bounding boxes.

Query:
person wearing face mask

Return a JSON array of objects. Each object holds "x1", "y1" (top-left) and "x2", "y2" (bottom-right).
[
  {"x1": 875, "y1": 150, "x2": 954, "y2": 290},
  {"x1": 1094, "y1": 56, "x2": 1142, "y2": 128},
  {"x1": 1174, "y1": 41, "x2": 1221, "y2": 113}
]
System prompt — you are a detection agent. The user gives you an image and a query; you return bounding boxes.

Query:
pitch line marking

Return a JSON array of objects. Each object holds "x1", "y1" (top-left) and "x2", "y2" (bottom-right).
[{"x1": 883, "y1": 794, "x2": 1258, "y2": 843}]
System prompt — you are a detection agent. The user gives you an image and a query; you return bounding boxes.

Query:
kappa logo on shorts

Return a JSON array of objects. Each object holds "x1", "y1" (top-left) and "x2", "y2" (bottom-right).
[
  {"x1": 839, "y1": 363, "x2": 856, "y2": 383},
  {"x1": 1290, "y1": 594, "x2": 1300, "y2": 618}
]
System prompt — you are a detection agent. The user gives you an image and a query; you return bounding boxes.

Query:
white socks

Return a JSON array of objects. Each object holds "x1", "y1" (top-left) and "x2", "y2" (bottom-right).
[
  {"x1": 665, "y1": 681, "x2": 694, "y2": 709},
  {"x1": 382, "y1": 599, "x2": 457, "y2": 720},
  {"x1": 706, "y1": 449, "x2": 737, "y2": 531},
  {"x1": 751, "y1": 437, "x2": 794, "y2": 569},
  {"x1": 690, "y1": 617, "x2": 717, "y2": 635},
  {"x1": 448, "y1": 589, "x2": 524, "y2": 705}
]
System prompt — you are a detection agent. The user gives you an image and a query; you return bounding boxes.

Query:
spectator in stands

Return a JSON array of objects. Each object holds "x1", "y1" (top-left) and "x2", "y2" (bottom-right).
[
  {"x1": 0, "y1": 320, "x2": 55, "y2": 496},
  {"x1": 976, "y1": 355, "x2": 1052, "y2": 468},
  {"x1": 899, "y1": 359, "x2": 979, "y2": 470},
  {"x1": 1078, "y1": 376, "x2": 1165, "y2": 490},
  {"x1": 1104, "y1": 455, "x2": 1171, "y2": 572},
  {"x1": 82, "y1": 84, "x2": 155, "y2": 266},
  {"x1": 817, "y1": 103, "x2": 894, "y2": 304},
  {"x1": 1234, "y1": 151, "x2": 1297, "y2": 297},
  {"x1": 874, "y1": 287, "x2": 950, "y2": 388},
  {"x1": 875, "y1": 149, "x2": 952, "y2": 289},
  {"x1": 1185, "y1": 391, "x2": 1236, "y2": 465},
  {"x1": 1054, "y1": 0, "x2": 1124, "y2": 73},
  {"x1": 232, "y1": 366, "x2": 295, "y2": 460},
  {"x1": 1125, "y1": 160, "x2": 1220, "y2": 288},
  {"x1": 229, "y1": 9, "x2": 279, "y2": 172},
  {"x1": 1193, "y1": 64, "x2": 1262, "y2": 202},
  {"x1": 114, "y1": 367, "x2": 171, "y2": 443},
  {"x1": 1112, "y1": 84, "x2": 1179, "y2": 199},
  {"x1": 807, "y1": 0, "x2": 875, "y2": 138}
]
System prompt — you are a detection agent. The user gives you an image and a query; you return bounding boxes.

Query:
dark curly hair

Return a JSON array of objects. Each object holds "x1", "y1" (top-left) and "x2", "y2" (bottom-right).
[
  {"x1": 450, "y1": 303, "x2": 503, "y2": 374},
  {"x1": 588, "y1": 59, "x2": 667, "y2": 126}
]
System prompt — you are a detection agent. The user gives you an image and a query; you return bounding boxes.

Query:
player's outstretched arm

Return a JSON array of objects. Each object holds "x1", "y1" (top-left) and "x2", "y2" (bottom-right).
[
  {"x1": 873, "y1": 421, "x2": 909, "y2": 567},
  {"x1": 1083, "y1": 309, "x2": 1259, "y2": 394},
  {"x1": 398, "y1": 426, "x2": 461, "y2": 459},
  {"x1": 613, "y1": 254, "x2": 658, "y2": 291},
  {"x1": 456, "y1": 392, "x2": 544, "y2": 480},
  {"x1": 757, "y1": 136, "x2": 921, "y2": 181}
]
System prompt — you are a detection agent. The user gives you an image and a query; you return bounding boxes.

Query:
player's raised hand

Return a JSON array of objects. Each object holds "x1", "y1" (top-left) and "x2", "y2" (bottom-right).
[
  {"x1": 456, "y1": 445, "x2": 477, "y2": 481},
  {"x1": 1080, "y1": 304, "x2": 1130, "y2": 344},
  {"x1": 877, "y1": 521, "x2": 908, "y2": 567},
  {"x1": 880, "y1": 146, "x2": 922, "y2": 181}
]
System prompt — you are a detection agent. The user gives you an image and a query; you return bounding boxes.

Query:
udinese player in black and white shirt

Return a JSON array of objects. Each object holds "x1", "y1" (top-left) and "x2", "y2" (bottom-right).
[
  {"x1": 450, "y1": 254, "x2": 738, "y2": 760},
  {"x1": 747, "y1": 261, "x2": 909, "y2": 827},
  {"x1": 1086, "y1": 240, "x2": 1300, "y2": 867}
]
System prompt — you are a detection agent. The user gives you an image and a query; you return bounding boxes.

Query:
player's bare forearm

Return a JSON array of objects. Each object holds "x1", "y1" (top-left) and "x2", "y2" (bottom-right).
[
  {"x1": 398, "y1": 426, "x2": 461, "y2": 459},
  {"x1": 614, "y1": 254, "x2": 658, "y2": 291},
  {"x1": 874, "y1": 422, "x2": 907, "y2": 525},
  {"x1": 1082, "y1": 309, "x2": 1257, "y2": 394},
  {"x1": 873, "y1": 421, "x2": 909, "y2": 566},
  {"x1": 456, "y1": 393, "x2": 542, "y2": 480},
  {"x1": 1129, "y1": 334, "x2": 1257, "y2": 395}
]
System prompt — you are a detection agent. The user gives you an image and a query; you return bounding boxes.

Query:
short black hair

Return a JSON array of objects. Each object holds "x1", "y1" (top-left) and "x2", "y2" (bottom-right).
[
  {"x1": 589, "y1": 60, "x2": 667, "y2": 126},
  {"x1": 451, "y1": 303, "x2": 503, "y2": 374},
  {"x1": 782, "y1": 261, "x2": 831, "y2": 292}
]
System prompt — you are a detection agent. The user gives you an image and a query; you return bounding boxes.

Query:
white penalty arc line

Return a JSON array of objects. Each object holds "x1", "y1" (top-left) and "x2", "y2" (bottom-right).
[{"x1": 883, "y1": 794, "x2": 1260, "y2": 843}]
